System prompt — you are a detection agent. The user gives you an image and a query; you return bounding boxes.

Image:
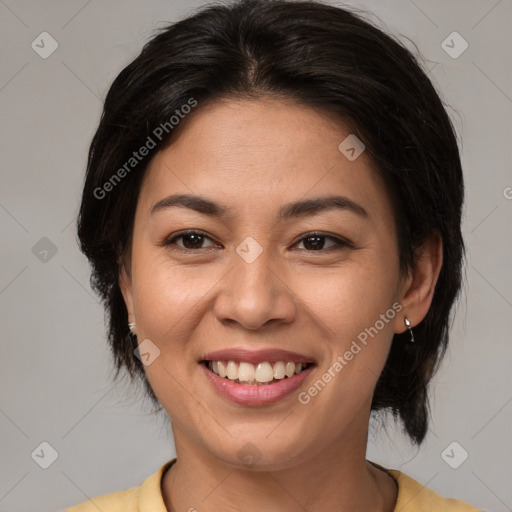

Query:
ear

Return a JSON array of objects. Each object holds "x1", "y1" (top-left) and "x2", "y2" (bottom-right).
[
  {"x1": 394, "y1": 230, "x2": 443, "y2": 334},
  {"x1": 119, "y1": 261, "x2": 136, "y2": 323}
]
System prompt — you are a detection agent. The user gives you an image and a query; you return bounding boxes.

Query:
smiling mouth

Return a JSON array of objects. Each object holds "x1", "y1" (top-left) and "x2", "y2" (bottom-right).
[{"x1": 203, "y1": 360, "x2": 314, "y2": 385}]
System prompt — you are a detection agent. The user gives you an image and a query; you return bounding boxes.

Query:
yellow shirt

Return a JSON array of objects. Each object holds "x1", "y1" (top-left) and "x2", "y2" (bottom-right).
[{"x1": 64, "y1": 459, "x2": 482, "y2": 511}]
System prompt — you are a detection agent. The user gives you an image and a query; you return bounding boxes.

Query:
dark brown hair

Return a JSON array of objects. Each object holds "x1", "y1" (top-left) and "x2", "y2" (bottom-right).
[{"x1": 77, "y1": 0, "x2": 465, "y2": 444}]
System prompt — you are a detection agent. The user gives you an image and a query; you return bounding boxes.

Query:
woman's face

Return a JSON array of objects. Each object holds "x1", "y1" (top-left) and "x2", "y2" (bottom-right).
[{"x1": 120, "y1": 98, "x2": 413, "y2": 469}]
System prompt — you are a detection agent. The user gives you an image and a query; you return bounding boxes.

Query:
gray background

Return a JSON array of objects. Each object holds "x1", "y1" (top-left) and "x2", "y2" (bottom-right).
[{"x1": 0, "y1": 1, "x2": 511, "y2": 511}]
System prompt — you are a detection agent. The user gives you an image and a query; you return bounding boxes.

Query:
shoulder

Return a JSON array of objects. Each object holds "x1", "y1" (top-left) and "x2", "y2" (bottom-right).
[
  {"x1": 387, "y1": 468, "x2": 483, "y2": 512},
  {"x1": 63, "y1": 459, "x2": 176, "y2": 512},
  {"x1": 64, "y1": 487, "x2": 138, "y2": 512}
]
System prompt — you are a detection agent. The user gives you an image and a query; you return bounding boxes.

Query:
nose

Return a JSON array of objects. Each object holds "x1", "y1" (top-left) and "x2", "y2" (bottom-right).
[{"x1": 213, "y1": 245, "x2": 297, "y2": 331}]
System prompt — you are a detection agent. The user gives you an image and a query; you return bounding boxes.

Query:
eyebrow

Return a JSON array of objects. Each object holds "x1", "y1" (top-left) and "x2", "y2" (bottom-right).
[{"x1": 149, "y1": 193, "x2": 368, "y2": 220}]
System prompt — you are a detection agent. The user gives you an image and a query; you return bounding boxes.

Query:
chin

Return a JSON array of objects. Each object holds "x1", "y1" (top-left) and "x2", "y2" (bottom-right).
[
  {"x1": 199, "y1": 426, "x2": 317, "y2": 472},
  {"x1": 216, "y1": 446, "x2": 305, "y2": 472}
]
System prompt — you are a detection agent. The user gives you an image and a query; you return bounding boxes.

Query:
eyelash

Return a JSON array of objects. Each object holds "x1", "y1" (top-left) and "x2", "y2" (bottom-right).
[{"x1": 162, "y1": 230, "x2": 353, "y2": 253}]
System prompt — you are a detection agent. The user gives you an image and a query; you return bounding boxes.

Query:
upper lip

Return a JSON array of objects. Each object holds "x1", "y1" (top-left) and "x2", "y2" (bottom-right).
[{"x1": 202, "y1": 348, "x2": 315, "y2": 364}]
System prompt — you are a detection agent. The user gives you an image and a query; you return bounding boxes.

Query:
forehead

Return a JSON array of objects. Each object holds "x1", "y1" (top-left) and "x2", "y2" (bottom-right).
[{"x1": 138, "y1": 98, "x2": 389, "y2": 221}]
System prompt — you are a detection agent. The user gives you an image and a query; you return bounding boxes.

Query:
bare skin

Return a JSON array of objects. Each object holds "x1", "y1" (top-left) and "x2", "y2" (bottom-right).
[{"x1": 119, "y1": 97, "x2": 443, "y2": 511}]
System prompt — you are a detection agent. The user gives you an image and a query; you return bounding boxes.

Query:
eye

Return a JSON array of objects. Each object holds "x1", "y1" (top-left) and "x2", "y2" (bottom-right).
[
  {"x1": 163, "y1": 230, "x2": 220, "y2": 251},
  {"x1": 293, "y1": 232, "x2": 351, "y2": 252},
  {"x1": 162, "y1": 230, "x2": 352, "y2": 253}
]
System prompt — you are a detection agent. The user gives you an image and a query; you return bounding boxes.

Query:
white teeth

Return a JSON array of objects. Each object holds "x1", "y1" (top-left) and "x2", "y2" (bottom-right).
[
  {"x1": 226, "y1": 361, "x2": 238, "y2": 380},
  {"x1": 217, "y1": 361, "x2": 227, "y2": 378},
  {"x1": 238, "y1": 362, "x2": 255, "y2": 383},
  {"x1": 273, "y1": 361, "x2": 285, "y2": 379},
  {"x1": 255, "y1": 362, "x2": 274, "y2": 383},
  {"x1": 285, "y1": 362, "x2": 295, "y2": 378},
  {"x1": 208, "y1": 359, "x2": 310, "y2": 384}
]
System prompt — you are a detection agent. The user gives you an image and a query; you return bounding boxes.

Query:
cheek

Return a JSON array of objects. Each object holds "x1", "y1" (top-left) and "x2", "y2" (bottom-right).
[
  {"x1": 131, "y1": 247, "x2": 218, "y2": 341},
  {"x1": 292, "y1": 253, "x2": 400, "y2": 407},
  {"x1": 295, "y1": 257, "x2": 400, "y2": 338}
]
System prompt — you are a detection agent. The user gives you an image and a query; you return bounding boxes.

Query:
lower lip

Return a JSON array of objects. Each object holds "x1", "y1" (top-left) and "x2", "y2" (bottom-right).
[{"x1": 201, "y1": 363, "x2": 314, "y2": 406}]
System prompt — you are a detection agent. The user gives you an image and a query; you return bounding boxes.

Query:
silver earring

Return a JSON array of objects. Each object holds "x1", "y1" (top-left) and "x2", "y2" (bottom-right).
[
  {"x1": 128, "y1": 322, "x2": 137, "y2": 344},
  {"x1": 404, "y1": 317, "x2": 415, "y2": 343}
]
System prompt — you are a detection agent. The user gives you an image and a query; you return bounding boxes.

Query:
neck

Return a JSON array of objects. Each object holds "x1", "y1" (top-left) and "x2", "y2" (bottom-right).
[{"x1": 161, "y1": 420, "x2": 397, "y2": 512}]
